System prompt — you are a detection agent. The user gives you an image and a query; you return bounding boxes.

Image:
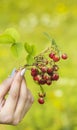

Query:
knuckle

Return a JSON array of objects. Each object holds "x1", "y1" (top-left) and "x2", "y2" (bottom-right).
[
  {"x1": 21, "y1": 94, "x2": 27, "y2": 101},
  {"x1": 21, "y1": 90, "x2": 28, "y2": 101},
  {"x1": 6, "y1": 115, "x2": 13, "y2": 123},
  {"x1": 28, "y1": 94, "x2": 34, "y2": 104},
  {"x1": 12, "y1": 119, "x2": 21, "y2": 125},
  {"x1": 10, "y1": 91, "x2": 18, "y2": 99},
  {"x1": 1, "y1": 114, "x2": 13, "y2": 123},
  {"x1": 28, "y1": 94, "x2": 31, "y2": 101},
  {"x1": 27, "y1": 90, "x2": 33, "y2": 102}
]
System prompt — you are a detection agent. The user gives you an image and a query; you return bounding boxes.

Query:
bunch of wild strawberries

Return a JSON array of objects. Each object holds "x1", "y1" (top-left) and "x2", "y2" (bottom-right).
[{"x1": 30, "y1": 43, "x2": 68, "y2": 104}]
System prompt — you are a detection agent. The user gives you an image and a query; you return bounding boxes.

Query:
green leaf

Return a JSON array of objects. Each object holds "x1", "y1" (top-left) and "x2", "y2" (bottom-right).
[
  {"x1": 24, "y1": 42, "x2": 36, "y2": 56},
  {"x1": 52, "y1": 39, "x2": 56, "y2": 45},
  {"x1": 11, "y1": 43, "x2": 23, "y2": 57},
  {"x1": 0, "y1": 34, "x2": 15, "y2": 44},
  {"x1": 43, "y1": 32, "x2": 57, "y2": 47},
  {"x1": 26, "y1": 54, "x2": 34, "y2": 65},
  {"x1": 52, "y1": 39, "x2": 58, "y2": 48},
  {"x1": 11, "y1": 43, "x2": 18, "y2": 57},
  {"x1": 31, "y1": 45, "x2": 36, "y2": 56},
  {"x1": 24, "y1": 42, "x2": 32, "y2": 54},
  {"x1": 43, "y1": 32, "x2": 52, "y2": 42},
  {"x1": 16, "y1": 42, "x2": 23, "y2": 56},
  {"x1": 4, "y1": 28, "x2": 20, "y2": 42}
]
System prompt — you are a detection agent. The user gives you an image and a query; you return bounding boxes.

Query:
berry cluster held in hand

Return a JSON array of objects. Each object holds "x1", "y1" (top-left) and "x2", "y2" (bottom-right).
[
  {"x1": 30, "y1": 48, "x2": 68, "y2": 104},
  {"x1": 23, "y1": 38, "x2": 68, "y2": 105}
]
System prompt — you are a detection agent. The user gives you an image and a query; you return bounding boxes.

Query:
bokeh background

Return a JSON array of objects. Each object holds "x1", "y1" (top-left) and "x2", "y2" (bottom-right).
[{"x1": 0, "y1": 0, "x2": 77, "y2": 130}]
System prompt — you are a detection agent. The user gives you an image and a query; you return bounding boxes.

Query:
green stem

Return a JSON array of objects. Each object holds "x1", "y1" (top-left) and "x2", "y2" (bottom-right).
[{"x1": 39, "y1": 85, "x2": 44, "y2": 94}]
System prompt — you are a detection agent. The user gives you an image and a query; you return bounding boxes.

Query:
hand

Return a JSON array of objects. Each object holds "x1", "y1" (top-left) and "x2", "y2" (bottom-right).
[{"x1": 0, "y1": 69, "x2": 34, "y2": 125}]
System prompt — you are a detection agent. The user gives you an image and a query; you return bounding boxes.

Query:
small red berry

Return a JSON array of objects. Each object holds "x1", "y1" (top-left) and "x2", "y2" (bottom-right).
[
  {"x1": 33, "y1": 75, "x2": 41, "y2": 81},
  {"x1": 31, "y1": 68, "x2": 38, "y2": 77},
  {"x1": 62, "y1": 53, "x2": 68, "y2": 60},
  {"x1": 40, "y1": 66, "x2": 47, "y2": 73},
  {"x1": 49, "y1": 52, "x2": 55, "y2": 59},
  {"x1": 38, "y1": 98, "x2": 45, "y2": 104},
  {"x1": 46, "y1": 80, "x2": 52, "y2": 85},
  {"x1": 53, "y1": 55, "x2": 60, "y2": 62},
  {"x1": 31, "y1": 68, "x2": 36, "y2": 72},
  {"x1": 38, "y1": 79, "x2": 46, "y2": 85},
  {"x1": 52, "y1": 73, "x2": 59, "y2": 80},
  {"x1": 42, "y1": 73, "x2": 50, "y2": 80},
  {"x1": 47, "y1": 68, "x2": 53, "y2": 75}
]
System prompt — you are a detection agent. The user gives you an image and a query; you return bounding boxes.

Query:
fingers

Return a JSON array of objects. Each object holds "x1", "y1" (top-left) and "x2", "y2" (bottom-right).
[
  {"x1": 0, "y1": 77, "x2": 14, "y2": 99},
  {"x1": 20, "y1": 89, "x2": 34, "y2": 119},
  {"x1": 13, "y1": 78, "x2": 28, "y2": 120},
  {"x1": 2, "y1": 70, "x2": 23, "y2": 114},
  {"x1": 0, "y1": 69, "x2": 16, "y2": 99},
  {"x1": 0, "y1": 68, "x2": 34, "y2": 125},
  {"x1": 0, "y1": 98, "x2": 6, "y2": 111},
  {"x1": 12, "y1": 79, "x2": 34, "y2": 125}
]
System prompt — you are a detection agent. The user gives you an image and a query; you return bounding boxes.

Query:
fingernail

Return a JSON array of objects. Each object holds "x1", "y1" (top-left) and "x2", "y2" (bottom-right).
[
  {"x1": 10, "y1": 68, "x2": 16, "y2": 77},
  {"x1": 20, "y1": 68, "x2": 26, "y2": 76}
]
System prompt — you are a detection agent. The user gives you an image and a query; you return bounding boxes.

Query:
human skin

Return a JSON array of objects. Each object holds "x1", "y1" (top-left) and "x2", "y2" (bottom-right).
[{"x1": 0, "y1": 69, "x2": 34, "y2": 125}]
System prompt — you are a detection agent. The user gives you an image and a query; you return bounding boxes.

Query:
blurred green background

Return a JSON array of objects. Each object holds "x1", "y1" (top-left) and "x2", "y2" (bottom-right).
[{"x1": 0, "y1": 0, "x2": 77, "y2": 130}]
